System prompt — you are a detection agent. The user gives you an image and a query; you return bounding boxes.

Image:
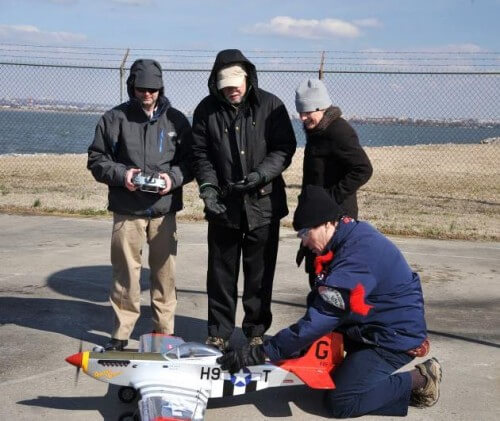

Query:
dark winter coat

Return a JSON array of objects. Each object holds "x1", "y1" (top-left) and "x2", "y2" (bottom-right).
[
  {"x1": 191, "y1": 49, "x2": 296, "y2": 230},
  {"x1": 87, "y1": 61, "x2": 192, "y2": 217},
  {"x1": 264, "y1": 218, "x2": 427, "y2": 361},
  {"x1": 302, "y1": 107, "x2": 372, "y2": 219}
]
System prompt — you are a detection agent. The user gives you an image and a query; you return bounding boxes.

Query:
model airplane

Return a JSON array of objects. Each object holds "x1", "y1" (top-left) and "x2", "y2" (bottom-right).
[{"x1": 66, "y1": 332, "x2": 344, "y2": 421}]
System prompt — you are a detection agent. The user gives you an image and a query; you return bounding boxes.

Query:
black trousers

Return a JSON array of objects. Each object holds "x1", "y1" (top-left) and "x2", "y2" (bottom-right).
[{"x1": 206, "y1": 219, "x2": 280, "y2": 339}]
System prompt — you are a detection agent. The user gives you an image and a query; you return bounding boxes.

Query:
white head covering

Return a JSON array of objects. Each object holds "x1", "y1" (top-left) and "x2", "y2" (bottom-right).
[{"x1": 217, "y1": 64, "x2": 247, "y2": 90}]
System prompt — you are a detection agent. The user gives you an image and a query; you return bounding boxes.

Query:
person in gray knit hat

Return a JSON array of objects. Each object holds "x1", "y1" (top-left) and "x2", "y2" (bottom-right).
[
  {"x1": 294, "y1": 78, "x2": 373, "y2": 288},
  {"x1": 295, "y1": 78, "x2": 332, "y2": 114}
]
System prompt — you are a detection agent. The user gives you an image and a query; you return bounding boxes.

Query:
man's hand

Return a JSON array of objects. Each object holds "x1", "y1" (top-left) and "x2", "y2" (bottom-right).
[
  {"x1": 217, "y1": 344, "x2": 266, "y2": 373},
  {"x1": 125, "y1": 168, "x2": 141, "y2": 191},
  {"x1": 199, "y1": 185, "x2": 227, "y2": 215},
  {"x1": 231, "y1": 172, "x2": 263, "y2": 193},
  {"x1": 158, "y1": 173, "x2": 172, "y2": 195}
]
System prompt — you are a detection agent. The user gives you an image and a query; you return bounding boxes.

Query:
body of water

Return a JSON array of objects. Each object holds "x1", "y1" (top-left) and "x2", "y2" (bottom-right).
[{"x1": 1, "y1": 109, "x2": 499, "y2": 154}]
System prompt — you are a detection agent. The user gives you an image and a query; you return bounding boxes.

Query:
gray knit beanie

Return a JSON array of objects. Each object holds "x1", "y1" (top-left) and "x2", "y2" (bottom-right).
[{"x1": 295, "y1": 78, "x2": 332, "y2": 113}]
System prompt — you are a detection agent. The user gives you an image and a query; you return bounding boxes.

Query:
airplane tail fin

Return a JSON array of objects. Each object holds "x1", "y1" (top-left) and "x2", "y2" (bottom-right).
[{"x1": 277, "y1": 332, "x2": 344, "y2": 389}]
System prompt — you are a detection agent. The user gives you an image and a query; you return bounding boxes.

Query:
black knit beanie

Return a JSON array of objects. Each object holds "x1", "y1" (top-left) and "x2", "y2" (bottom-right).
[{"x1": 293, "y1": 185, "x2": 343, "y2": 231}]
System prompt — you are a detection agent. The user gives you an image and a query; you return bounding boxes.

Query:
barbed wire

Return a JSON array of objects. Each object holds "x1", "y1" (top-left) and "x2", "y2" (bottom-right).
[
  {"x1": 1, "y1": 43, "x2": 499, "y2": 72},
  {"x1": 2, "y1": 56, "x2": 499, "y2": 69},
  {"x1": 1, "y1": 48, "x2": 500, "y2": 63},
  {"x1": 1, "y1": 42, "x2": 499, "y2": 55}
]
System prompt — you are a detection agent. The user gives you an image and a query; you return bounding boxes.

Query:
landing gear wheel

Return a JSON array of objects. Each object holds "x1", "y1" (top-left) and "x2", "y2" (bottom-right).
[
  {"x1": 118, "y1": 386, "x2": 137, "y2": 403},
  {"x1": 118, "y1": 411, "x2": 139, "y2": 421}
]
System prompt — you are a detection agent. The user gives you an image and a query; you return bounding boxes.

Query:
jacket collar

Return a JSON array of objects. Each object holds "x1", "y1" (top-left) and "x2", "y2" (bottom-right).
[
  {"x1": 329, "y1": 217, "x2": 358, "y2": 252},
  {"x1": 129, "y1": 95, "x2": 170, "y2": 122},
  {"x1": 306, "y1": 106, "x2": 342, "y2": 134}
]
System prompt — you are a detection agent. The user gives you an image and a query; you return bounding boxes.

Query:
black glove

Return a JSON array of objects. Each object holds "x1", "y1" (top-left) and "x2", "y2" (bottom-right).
[
  {"x1": 199, "y1": 185, "x2": 227, "y2": 215},
  {"x1": 296, "y1": 242, "x2": 307, "y2": 267},
  {"x1": 217, "y1": 344, "x2": 266, "y2": 373},
  {"x1": 231, "y1": 171, "x2": 263, "y2": 193}
]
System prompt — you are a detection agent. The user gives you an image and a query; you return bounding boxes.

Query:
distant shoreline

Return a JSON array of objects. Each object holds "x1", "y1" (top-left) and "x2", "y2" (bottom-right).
[
  {"x1": 0, "y1": 106, "x2": 104, "y2": 115},
  {"x1": 2, "y1": 140, "x2": 499, "y2": 158},
  {"x1": 1, "y1": 107, "x2": 499, "y2": 127}
]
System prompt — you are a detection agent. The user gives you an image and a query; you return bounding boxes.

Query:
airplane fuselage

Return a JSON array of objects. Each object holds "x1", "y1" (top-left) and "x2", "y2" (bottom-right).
[{"x1": 75, "y1": 349, "x2": 303, "y2": 397}]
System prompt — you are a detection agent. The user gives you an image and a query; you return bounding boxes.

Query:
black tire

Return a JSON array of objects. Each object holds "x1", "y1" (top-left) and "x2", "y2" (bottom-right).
[
  {"x1": 118, "y1": 411, "x2": 136, "y2": 421},
  {"x1": 118, "y1": 386, "x2": 137, "y2": 403}
]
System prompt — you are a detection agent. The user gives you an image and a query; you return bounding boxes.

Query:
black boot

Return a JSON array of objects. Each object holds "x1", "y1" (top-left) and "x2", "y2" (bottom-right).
[{"x1": 104, "y1": 338, "x2": 128, "y2": 351}]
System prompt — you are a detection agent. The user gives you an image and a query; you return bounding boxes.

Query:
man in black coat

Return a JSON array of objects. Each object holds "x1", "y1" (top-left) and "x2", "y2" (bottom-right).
[
  {"x1": 295, "y1": 78, "x2": 373, "y2": 285},
  {"x1": 191, "y1": 49, "x2": 296, "y2": 350}
]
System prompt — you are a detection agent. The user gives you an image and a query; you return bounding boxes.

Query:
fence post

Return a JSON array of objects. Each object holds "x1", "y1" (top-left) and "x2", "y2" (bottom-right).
[
  {"x1": 318, "y1": 51, "x2": 325, "y2": 80},
  {"x1": 119, "y1": 48, "x2": 130, "y2": 103}
]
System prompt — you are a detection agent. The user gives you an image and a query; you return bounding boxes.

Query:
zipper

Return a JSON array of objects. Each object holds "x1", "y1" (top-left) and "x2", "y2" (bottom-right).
[
  {"x1": 158, "y1": 128, "x2": 165, "y2": 153},
  {"x1": 143, "y1": 123, "x2": 148, "y2": 171}
]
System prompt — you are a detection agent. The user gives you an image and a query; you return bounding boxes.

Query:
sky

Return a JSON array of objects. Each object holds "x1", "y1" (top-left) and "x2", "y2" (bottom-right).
[
  {"x1": 1, "y1": 0, "x2": 499, "y2": 54},
  {"x1": 0, "y1": 0, "x2": 499, "y2": 120}
]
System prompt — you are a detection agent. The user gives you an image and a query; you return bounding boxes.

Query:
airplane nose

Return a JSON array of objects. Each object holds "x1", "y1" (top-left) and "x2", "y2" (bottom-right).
[{"x1": 66, "y1": 352, "x2": 83, "y2": 367}]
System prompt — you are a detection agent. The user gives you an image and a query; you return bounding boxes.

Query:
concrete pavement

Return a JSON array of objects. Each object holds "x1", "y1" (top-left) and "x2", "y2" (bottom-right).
[{"x1": 0, "y1": 214, "x2": 498, "y2": 420}]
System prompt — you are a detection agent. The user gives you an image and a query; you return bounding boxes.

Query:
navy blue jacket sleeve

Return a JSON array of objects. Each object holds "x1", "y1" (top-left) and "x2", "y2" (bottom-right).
[{"x1": 263, "y1": 293, "x2": 344, "y2": 361}]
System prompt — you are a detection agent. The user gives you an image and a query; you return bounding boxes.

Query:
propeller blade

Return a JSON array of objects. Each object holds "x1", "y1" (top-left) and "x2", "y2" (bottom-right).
[
  {"x1": 75, "y1": 365, "x2": 81, "y2": 385},
  {"x1": 75, "y1": 339, "x2": 83, "y2": 385},
  {"x1": 69, "y1": 339, "x2": 83, "y2": 386}
]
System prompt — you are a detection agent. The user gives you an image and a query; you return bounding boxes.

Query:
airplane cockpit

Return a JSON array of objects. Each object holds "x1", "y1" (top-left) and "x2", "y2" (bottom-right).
[{"x1": 165, "y1": 342, "x2": 222, "y2": 360}]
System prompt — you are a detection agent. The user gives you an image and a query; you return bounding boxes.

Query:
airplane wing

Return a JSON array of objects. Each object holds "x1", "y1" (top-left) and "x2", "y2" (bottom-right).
[{"x1": 134, "y1": 381, "x2": 208, "y2": 421}]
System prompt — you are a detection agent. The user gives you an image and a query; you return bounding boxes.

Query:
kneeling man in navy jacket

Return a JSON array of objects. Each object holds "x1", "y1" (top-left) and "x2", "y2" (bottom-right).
[{"x1": 218, "y1": 185, "x2": 442, "y2": 418}]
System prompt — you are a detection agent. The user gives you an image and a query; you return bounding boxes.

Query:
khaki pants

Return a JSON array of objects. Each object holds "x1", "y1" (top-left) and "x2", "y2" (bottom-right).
[{"x1": 110, "y1": 213, "x2": 177, "y2": 340}]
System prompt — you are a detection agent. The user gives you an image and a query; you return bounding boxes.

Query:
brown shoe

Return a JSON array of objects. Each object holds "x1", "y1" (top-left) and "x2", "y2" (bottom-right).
[
  {"x1": 248, "y1": 336, "x2": 264, "y2": 346},
  {"x1": 411, "y1": 357, "x2": 443, "y2": 408},
  {"x1": 205, "y1": 336, "x2": 229, "y2": 352}
]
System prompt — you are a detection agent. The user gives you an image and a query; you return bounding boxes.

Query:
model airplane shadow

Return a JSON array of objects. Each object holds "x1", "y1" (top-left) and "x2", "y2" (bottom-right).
[
  {"x1": 18, "y1": 384, "x2": 329, "y2": 420},
  {"x1": 18, "y1": 385, "x2": 134, "y2": 421},
  {"x1": 207, "y1": 384, "x2": 329, "y2": 417}
]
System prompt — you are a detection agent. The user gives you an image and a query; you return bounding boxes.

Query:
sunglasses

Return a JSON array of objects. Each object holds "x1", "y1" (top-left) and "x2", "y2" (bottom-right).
[
  {"x1": 135, "y1": 87, "x2": 159, "y2": 94},
  {"x1": 297, "y1": 228, "x2": 311, "y2": 240}
]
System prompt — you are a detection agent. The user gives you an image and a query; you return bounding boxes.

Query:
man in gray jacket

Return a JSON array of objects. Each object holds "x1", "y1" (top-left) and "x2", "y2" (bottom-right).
[{"x1": 88, "y1": 59, "x2": 192, "y2": 351}]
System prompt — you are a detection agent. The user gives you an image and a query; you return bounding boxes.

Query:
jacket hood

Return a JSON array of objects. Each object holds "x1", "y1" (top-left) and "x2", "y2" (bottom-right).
[
  {"x1": 126, "y1": 59, "x2": 165, "y2": 99},
  {"x1": 208, "y1": 49, "x2": 258, "y2": 100}
]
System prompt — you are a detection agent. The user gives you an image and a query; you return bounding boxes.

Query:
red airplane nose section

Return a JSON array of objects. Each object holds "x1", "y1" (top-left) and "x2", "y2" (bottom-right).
[{"x1": 66, "y1": 352, "x2": 83, "y2": 367}]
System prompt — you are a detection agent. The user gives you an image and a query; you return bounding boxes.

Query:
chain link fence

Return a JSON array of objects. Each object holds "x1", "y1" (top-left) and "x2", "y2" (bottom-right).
[{"x1": 0, "y1": 62, "x2": 499, "y2": 239}]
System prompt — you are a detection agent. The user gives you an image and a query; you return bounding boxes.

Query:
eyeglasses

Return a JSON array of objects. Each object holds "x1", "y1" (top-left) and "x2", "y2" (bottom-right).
[
  {"x1": 297, "y1": 228, "x2": 311, "y2": 240},
  {"x1": 135, "y1": 87, "x2": 159, "y2": 94}
]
